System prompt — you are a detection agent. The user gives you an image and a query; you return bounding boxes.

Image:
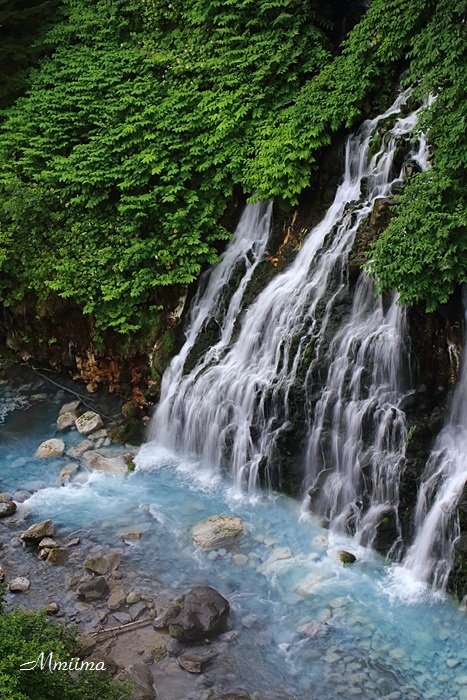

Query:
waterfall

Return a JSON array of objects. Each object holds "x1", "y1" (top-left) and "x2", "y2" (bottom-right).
[
  {"x1": 401, "y1": 294, "x2": 467, "y2": 591},
  {"x1": 149, "y1": 91, "x2": 427, "y2": 540}
]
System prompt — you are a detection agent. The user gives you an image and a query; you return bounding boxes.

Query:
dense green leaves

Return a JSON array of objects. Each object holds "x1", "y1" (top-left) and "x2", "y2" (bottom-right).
[
  {"x1": 368, "y1": 0, "x2": 467, "y2": 308},
  {"x1": 0, "y1": 0, "x2": 465, "y2": 333},
  {"x1": 0, "y1": 0, "x2": 332, "y2": 333}
]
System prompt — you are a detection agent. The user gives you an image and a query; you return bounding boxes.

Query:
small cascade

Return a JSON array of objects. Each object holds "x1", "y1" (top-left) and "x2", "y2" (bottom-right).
[
  {"x1": 149, "y1": 91, "x2": 427, "y2": 542},
  {"x1": 402, "y1": 295, "x2": 467, "y2": 591},
  {"x1": 304, "y1": 275, "x2": 410, "y2": 552}
]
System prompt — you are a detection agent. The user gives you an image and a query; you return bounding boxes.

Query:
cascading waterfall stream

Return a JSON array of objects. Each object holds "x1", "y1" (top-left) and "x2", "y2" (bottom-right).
[
  {"x1": 400, "y1": 292, "x2": 467, "y2": 592},
  {"x1": 148, "y1": 92, "x2": 428, "y2": 549}
]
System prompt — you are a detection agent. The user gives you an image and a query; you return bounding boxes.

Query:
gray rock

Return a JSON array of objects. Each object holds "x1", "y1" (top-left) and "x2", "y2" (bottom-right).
[
  {"x1": 126, "y1": 591, "x2": 141, "y2": 605},
  {"x1": 77, "y1": 576, "x2": 110, "y2": 601},
  {"x1": 60, "y1": 464, "x2": 79, "y2": 484},
  {"x1": 35, "y1": 439, "x2": 65, "y2": 458},
  {"x1": 12, "y1": 491, "x2": 31, "y2": 503},
  {"x1": 165, "y1": 639, "x2": 183, "y2": 657},
  {"x1": 21, "y1": 519, "x2": 54, "y2": 541},
  {"x1": 66, "y1": 440, "x2": 93, "y2": 458},
  {"x1": 129, "y1": 602, "x2": 148, "y2": 621},
  {"x1": 108, "y1": 588, "x2": 126, "y2": 611},
  {"x1": 192, "y1": 516, "x2": 244, "y2": 549},
  {"x1": 57, "y1": 411, "x2": 78, "y2": 431},
  {"x1": 59, "y1": 400, "x2": 81, "y2": 415},
  {"x1": 9, "y1": 576, "x2": 30, "y2": 592},
  {"x1": 338, "y1": 550, "x2": 357, "y2": 565},
  {"x1": 169, "y1": 587, "x2": 230, "y2": 642},
  {"x1": 113, "y1": 612, "x2": 132, "y2": 624},
  {"x1": 46, "y1": 547, "x2": 67, "y2": 564},
  {"x1": 81, "y1": 451, "x2": 127, "y2": 474},
  {"x1": 0, "y1": 500, "x2": 17, "y2": 518},
  {"x1": 123, "y1": 662, "x2": 156, "y2": 699},
  {"x1": 75, "y1": 411, "x2": 104, "y2": 435},
  {"x1": 85, "y1": 552, "x2": 121, "y2": 575},
  {"x1": 259, "y1": 547, "x2": 293, "y2": 573},
  {"x1": 177, "y1": 650, "x2": 218, "y2": 673},
  {"x1": 46, "y1": 602, "x2": 60, "y2": 615}
]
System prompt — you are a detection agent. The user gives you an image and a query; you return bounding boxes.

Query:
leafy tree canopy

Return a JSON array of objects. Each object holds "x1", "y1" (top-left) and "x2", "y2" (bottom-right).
[{"x1": 0, "y1": 0, "x2": 464, "y2": 333}]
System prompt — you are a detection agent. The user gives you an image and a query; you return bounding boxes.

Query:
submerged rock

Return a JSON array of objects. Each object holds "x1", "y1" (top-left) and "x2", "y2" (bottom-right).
[
  {"x1": 85, "y1": 551, "x2": 121, "y2": 575},
  {"x1": 0, "y1": 500, "x2": 17, "y2": 518},
  {"x1": 75, "y1": 411, "x2": 104, "y2": 435},
  {"x1": 76, "y1": 576, "x2": 110, "y2": 601},
  {"x1": 21, "y1": 519, "x2": 54, "y2": 542},
  {"x1": 60, "y1": 463, "x2": 79, "y2": 484},
  {"x1": 168, "y1": 586, "x2": 230, "y2": 641},
  {"x1": 46, "y1": 547, "x2": 67, "y2": 565},
  {"x1": 177, "y1": 649, "x2": 218, "y2": 673},
  {"x1": 192, "y1": 515, "x2": 244, "y2": 549},
  {"x1": 66, "y1": 440, "x2": 93, "y2": 458},
  {"x1": 35, "y1": 439, "x2": 65, "y2": 458},
  {"x1": 81, "y1": 450, "x2": 127, "y2": 473},
  {"x1": 259, "y1": 546, "x2": 293, "y2": 573},
  {"x1": 59, "y1": 400, "x2": 81, "y2": 415}
]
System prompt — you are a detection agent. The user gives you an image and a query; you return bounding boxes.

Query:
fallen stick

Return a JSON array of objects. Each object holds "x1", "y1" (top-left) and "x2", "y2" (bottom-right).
[{"x1": 91, "y1": 616, "x2": 153, "y2": 637}]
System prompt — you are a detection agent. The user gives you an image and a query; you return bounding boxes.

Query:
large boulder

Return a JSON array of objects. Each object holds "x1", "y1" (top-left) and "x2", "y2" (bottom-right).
[
  {"x1": 0, "y1": 500, "x2": 17, "y2": 518},
  {"x1": 21, "y1": 519, "x2": 55, "y2": 542},
  {"x1": 81, "y1": 451, "x2": 128, "y2": 473},
  {"x1": 35, "y1": 439, "x2": 65, "y2": 458},
  {"x1": 76, "y1": 576, "x2": 110, "y2": 601},
  {"x1": 192, "y1": 515, "x2": 244, "y2": 549},
  {"x1": 75, "y1": 411, "x2": 104, "y2": 436},
  {"x1": 168, "y1": 586, "x2": 230, "y2": 641}
]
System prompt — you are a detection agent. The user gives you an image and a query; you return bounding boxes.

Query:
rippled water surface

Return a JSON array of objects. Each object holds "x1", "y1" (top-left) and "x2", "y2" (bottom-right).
[{"x1": 1, "y1": 370, "x2": 466, "y2": 700}]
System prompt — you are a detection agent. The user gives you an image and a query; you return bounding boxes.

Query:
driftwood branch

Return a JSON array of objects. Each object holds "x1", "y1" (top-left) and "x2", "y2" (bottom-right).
[{"x1": 90, "y1": 616, "x2": 153, "y2": 637}]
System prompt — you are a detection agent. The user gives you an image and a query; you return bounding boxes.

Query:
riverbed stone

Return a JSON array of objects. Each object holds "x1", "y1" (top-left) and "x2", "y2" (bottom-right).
[
  {"x1": 21, "y1": 519, "x2": 54, "y2": 541},
  {"x1": 177, "y1": 649, "x2": 218, "y2": 674},
  {"x1": 192, "y1": 515, "x2": 245, "y2": 549},
  {"x1": 47, "y1": 547, "x2": 67, "y2": 564},
  {"x1": 75, "y1": 411, "x2": 104, "y2": 435},
  {"x1": 152, "y1": 643, "x2": 167, "y2": 662},
  {"x1": 66, "y1": 440, "x2": 93, "y2": 458},
  {"x1": 59, "y1": 400, "x2": 81, "y2": 415},
  {"x1": 0, "y1": 500, "x2": 17, "y2": 517},
  {"x1": 12, "y1": 491, "x2": 31, "y2": 503},
  {"x1": 9, "y1": 576, "x2": 30, "y2": 592},
  {"x1": 39, "y1": 537, "x2": 58, "y2": 549},
  {"x1": 35, "y1": 439, "x2": 65, "y2": 458},
  {"x1": 57, "y1": 411, "x2": 78, "y2": 430},
  {"x1": 108, "y1": 588, "x2": 126, "y2": 611},
  {"x1": 46, "y1": 602, "x2": 60, "y2": 615},
  {"x1": 259, "y1": 547, "x2": 293, "y2": 573},
  {"x1": 77, "y1": 576, "x2": 110, "y2": 601},
  {"x1": 81, "y1": 450, "x2": 128, "y2": 474},
  {"x1": 168, "y1": 586, "x2": 230, "y2": 641},
  {"x1": 85, "y1": 551, "x2": 121, "y2": 575},
  {"x1": 127, "y1": 591, "x2": 141, "y2": 604},
  {"x1": 122, "y1": 662, "x2": 156, "y2": 699}
]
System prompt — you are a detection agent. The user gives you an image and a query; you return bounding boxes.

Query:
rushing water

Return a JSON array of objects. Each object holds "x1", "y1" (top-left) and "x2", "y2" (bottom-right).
[
  {"x1": 0, "y1": 375, "x2": 466, "y2": 700},
  {"x1": 151, "y1": 92, "x2": 427, "y2": 554},
  {"x1": 395, "y1": 293, "x2": 467, "y2": 594}
]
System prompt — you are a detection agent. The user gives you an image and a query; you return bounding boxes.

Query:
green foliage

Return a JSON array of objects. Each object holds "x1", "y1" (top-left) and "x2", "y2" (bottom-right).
[
  {"x1": 0, "y1": 0, "x2": 332, "y2": 333},
  {"x1": 0, "y1": 587, "x2": 131, "y2": 700},
  {"x1": 0, "y1": 0, "x2": 465, "y2": 330},
  {"x1": 367, "y1": 0, "x2": 467, "y2": 308}
]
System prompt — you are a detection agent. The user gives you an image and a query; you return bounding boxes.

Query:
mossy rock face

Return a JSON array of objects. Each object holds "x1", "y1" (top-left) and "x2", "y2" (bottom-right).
[
  {"x1": 338, "y1": 550, "x2": 357, "y2": 565},
  {"x1": 121, "y1": 400, "x2": 144, "y2": 420},
  {"x1": 108, "y1": 417, "x2": 145, "y2": 446},
  {"x1": 46, "y1": 547, "x2": 67, "y2": 565}
]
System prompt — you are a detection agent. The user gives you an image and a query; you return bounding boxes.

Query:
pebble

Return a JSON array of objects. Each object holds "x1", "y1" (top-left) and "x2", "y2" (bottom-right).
[{"x1": 233, "y1": 554, "x2": 248, "y2": 566}]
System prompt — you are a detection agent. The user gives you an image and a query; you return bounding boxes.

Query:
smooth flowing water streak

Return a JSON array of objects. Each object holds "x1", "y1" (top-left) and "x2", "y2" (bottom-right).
[
  {"x1": 149, "y1": 91, "x2": 425, "y2": 526},
  {"x1": 400, "y1": 291, "x2": 467, "y2": 592}
]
